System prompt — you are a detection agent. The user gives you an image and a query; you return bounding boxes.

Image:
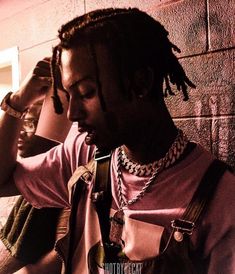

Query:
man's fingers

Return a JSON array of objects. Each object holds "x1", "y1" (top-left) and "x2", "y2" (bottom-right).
[
  {"x1": 33, "y1": 66, "x2": 51, "y2": 77},
  {"x1": 30, "y1": 75, "x2": 52, "y2": 88},
  {"x1": 37, "y1": 76, "x2": 52, "y2": 85},
  {"x1": 43, "y1": 56, "x2": 51, "y2": 62},
  {"x1": 35, "y1": 58, "x2": 51, "y2": 71}
]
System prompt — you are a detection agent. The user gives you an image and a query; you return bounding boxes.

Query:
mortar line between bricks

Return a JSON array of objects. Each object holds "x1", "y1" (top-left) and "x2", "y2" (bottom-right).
[
  {"x1": 20, "y1": 38, "x2": 58, "y2": 52},
  {"x1": 205, "y1": 0, "x2": 211, "y2": 51},
  {"x1": 0, "y1": 0, "x2": 50, "y2": 23},
  {"x1": 173, "y1": 114, "x2": 235, "y2": 121},
  {"x1": 84, "y1": 0, "x2": 86, "y2": 13},
  {"x1": 178, "y1": 46, "x2": 235, "y2": 60}
]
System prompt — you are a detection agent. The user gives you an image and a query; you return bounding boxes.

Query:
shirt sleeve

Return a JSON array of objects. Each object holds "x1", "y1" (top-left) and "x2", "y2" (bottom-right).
[{"x1": 14, "y1": 132, "x2": 95, "y2": 209}]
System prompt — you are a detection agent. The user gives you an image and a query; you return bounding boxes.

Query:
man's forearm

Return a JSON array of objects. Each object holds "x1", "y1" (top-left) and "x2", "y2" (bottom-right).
[
  {"x1": 0, "y1": 111, "x2": 23, "y2": 185},
  {"x1": 0, "y1": 58, "x2": 52, "y2": 186}
]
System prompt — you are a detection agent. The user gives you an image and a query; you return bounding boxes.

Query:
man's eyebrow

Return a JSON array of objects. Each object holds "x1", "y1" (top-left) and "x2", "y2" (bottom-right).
[{"x1": 69, "y1": 76, "x2": 95, "y2": 90}]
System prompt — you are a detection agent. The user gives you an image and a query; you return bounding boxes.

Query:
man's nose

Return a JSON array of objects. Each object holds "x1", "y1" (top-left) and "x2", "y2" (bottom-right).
[{"x1": 67, "y1": 97, "x2": 86, "y2": 122}]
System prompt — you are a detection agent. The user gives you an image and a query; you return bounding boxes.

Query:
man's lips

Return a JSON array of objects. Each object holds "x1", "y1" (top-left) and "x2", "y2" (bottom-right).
[
  {"x1": 85, "y1": 130, "x2": 97, "y2": 145},
  {"x1": 17, "y1": 138, "x2": 25, "y2": 147},
  {"x1": 17, "y1": 141, "x2": 25, "y2": 150},
  {"x1": 18, "y1": 139, "x2": 24, "y2": 145}
]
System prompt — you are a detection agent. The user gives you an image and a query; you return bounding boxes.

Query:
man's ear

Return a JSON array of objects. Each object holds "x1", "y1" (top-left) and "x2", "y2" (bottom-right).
[{"x1": 131, "y1": 66, "x2": 154, "y2": 98}]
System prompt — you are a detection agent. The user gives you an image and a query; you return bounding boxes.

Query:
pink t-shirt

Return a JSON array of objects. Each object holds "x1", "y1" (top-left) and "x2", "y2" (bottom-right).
[{"x1": 14, "y1": 133, "x2": 235, "y2": 274}]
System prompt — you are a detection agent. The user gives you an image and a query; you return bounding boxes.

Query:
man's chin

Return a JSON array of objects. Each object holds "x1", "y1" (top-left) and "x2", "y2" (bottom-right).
[
  {"x1": 18, "y1": 151, "x2": 27, "y2": 158},
  {"x1": 18, "y1": 147, "x2": 32, "y2": 158}
]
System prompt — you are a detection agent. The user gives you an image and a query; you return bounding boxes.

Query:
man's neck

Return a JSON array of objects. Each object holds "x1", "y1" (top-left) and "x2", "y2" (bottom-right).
[{"x1": 123, "y1": 122, "x2": 178, "y2": 165}]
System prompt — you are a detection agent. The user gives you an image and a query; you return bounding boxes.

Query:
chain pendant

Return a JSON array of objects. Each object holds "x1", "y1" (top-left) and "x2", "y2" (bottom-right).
[{"x1": 109, "y1": 209, "x2": 125, "y2": 247}]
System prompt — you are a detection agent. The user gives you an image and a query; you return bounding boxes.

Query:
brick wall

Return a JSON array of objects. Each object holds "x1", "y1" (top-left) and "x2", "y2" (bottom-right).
[
  {"x1": 153, "y1": 0, "x2": 235, "y2": 169},
  {"x1": 0, "y1": 0, "x2": 234, "y2": 168}
]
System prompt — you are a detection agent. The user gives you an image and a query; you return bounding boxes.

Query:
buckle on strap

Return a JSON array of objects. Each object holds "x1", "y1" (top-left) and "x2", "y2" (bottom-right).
[
  {"x1": 171, "y1": 219, "x2": 195, "y2": 235},
  {"x1": 94, "y1": 149, "x2": 111, "y2": 161},
  {"x1": 91, "y1": 191, "x2": 105, "y2": 203}
]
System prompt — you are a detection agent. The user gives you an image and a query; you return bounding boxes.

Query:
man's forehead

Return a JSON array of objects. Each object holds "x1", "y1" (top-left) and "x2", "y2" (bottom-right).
[
  {"x1": 60, "y1": 46, "x2": 93, "y2": 85},
  {"x1": 60, "y1": 44, "x2": 116, "y2": 86},
  {"x1": 60, "y1": 44, "x2": 112, "y2": 67},
  {"x1": 61, "y1": 47, "x2": 90, "y2": 67}
]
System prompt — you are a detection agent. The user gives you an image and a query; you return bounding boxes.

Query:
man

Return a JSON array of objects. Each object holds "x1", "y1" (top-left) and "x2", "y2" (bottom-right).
[
  {"x1": 0, "y1": 8, "x2": 234, "y2": 274},
  {"x1": 17, "y1": 100, "x2": 59, "y2": 158},
  {"x1": 0, "y1": 101, "x2": 64, "y2": 274}
]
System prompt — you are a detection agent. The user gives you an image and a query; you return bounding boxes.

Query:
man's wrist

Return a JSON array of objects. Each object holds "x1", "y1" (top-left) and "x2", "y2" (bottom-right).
[{"x1": 0, "y1": 92, "x2": 29, "y2": 119}]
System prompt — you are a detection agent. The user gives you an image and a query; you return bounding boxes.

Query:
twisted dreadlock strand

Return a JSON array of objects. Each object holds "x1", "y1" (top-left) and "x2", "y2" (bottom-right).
[
  {"x1": 51, "y1": 8, "x2": 196, "y2": 113},
  {"x1": 163, "y1": 43, "x2": 196, "y2": 100},
  {"x1": 164, "y1": 76, "x2": 176, "y2": 97},
  {"x1": 51, "y1": 46, "x2": 64, "y2": 114}
]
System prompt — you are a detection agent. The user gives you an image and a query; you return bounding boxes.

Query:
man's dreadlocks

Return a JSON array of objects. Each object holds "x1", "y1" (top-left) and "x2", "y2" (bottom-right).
[{"x1": 50, "y1": 8, "x2": 196, "y2": 114}]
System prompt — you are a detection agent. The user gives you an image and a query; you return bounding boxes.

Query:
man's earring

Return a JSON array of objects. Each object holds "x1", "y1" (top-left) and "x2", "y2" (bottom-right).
[{"x1": 137, "y1": 88, "x2": 148, "y2": 99}]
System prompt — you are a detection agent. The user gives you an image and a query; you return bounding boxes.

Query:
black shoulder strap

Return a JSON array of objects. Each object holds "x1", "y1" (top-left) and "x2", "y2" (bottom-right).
[
  {"x1": 183, "y1": 159, "x2": 228, "y2": 223},
  {"x1": 157, "y1": 159, "x2": 229, "y2": 274},
  {"x1": 171, "y1": 159, "x2": 229, "y2": 239},
  {"x1": 91, "y1": 150, "x2": 112, "y2": 251}
]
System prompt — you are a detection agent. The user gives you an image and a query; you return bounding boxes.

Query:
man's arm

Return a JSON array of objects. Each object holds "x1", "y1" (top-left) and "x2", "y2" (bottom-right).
[
  {"x1": 0, "y1": 112, "x2": 23, "y2": 193},
  {"x1": 0, "y1": 58, "x2": 52, "y2": 189}
]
